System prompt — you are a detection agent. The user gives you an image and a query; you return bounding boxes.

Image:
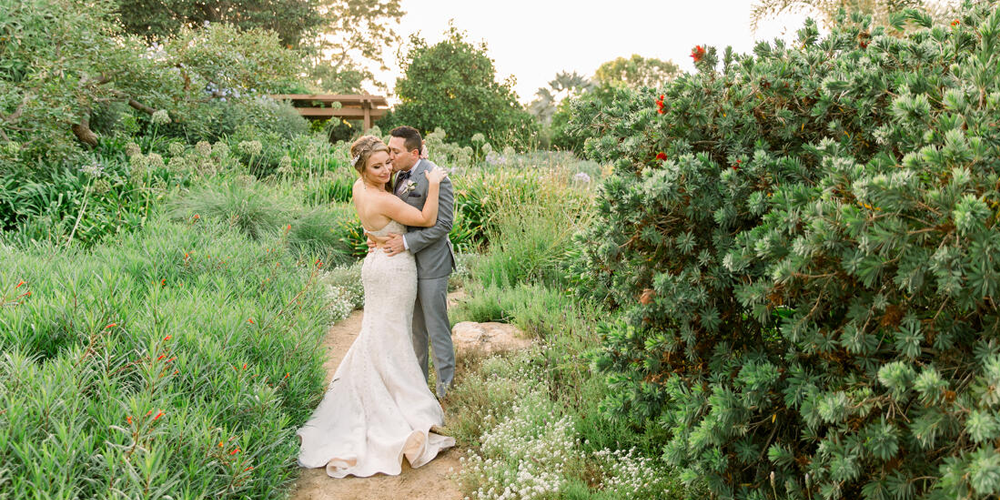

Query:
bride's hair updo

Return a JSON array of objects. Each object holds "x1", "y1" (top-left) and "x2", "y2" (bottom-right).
[{"x1": 350, "y1": 135, "x2": 389, "y2": 176}]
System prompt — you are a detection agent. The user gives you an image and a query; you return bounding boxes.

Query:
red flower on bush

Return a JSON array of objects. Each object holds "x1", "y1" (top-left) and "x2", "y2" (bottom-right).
[
  {"x1": 690, "y1": 45, "x2": 706, "y2": 62},
  {"x1": 656, "y1": 152, "x2": 668, "y2": 161},
  {"x1": 952, "y1": 19, "x2": 960, "y2": 27},
  {"x1": 732, "y1": 159, "x2": 742, "y2": 170}
]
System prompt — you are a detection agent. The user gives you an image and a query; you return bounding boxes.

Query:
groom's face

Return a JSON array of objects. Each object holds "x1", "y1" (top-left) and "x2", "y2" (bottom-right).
[{"x1": 388, "y1": 137, "x2": 418, "y2": 172}]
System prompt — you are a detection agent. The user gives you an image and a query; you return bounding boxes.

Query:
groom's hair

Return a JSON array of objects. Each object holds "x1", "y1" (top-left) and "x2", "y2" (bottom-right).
[{"x1": 389, "y1": 126, "x2": 422, "y2": 154}]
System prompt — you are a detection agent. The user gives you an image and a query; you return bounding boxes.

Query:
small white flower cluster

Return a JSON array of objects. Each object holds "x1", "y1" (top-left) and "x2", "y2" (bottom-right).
[
  {"x1": 212, "y1": 141, "x2": 230, "y2": 159},
  {"x1": 456, "y1": 345, "x2": 674, "y2": 500},
  {"x1": 151, "y1": 109, "x2": 171, "y2": 126},
  {"x1": 461, "y1": 388, "x2": 580, "y2": 500},
  {"x1": 81, "y1": 162, "x2": 104, "y2": 178},
  {"x1": 319, "y1": 263, "x2": 364, "y2": 310},
  {"x1": 485, "y1": 151, "x2": 507, "y2": 166},
  {"x1": 325, "y1": 285, "x2": 354, "y2": 322},
  {"x1": 168, "y1": 142, "x2": 186, "y2": 157},
  {"x1": 195, "y1": 141, "x2": 212, "y2": 157},
  {"x1": 277, "y1": 156, "x2": 294, "y2": 175},
  {"x1": 573, "y1": 172, "x2": 591, "y2": 184},
  {"x1": 238, "y1": 140, "x2": 263, "y2": 156},
  {"x1": 592, "y1": 447, "x2": 670, "y2": 496}
]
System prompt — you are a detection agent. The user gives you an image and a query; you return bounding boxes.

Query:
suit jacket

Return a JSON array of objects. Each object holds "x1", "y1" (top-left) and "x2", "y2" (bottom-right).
[{"x1": 393, "y1": 159, "x2": 456, "y2": 279}]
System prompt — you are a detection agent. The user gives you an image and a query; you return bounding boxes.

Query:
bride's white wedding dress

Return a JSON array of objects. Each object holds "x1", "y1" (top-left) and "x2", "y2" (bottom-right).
[{"x1": 297, "y1": 220, "x2": 455, "y2": 477}]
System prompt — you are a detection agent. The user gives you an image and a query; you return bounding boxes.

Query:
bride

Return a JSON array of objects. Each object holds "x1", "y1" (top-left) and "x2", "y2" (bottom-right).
[{"x1": 296, "y1": 135, "x2": 455, "y2": 477}]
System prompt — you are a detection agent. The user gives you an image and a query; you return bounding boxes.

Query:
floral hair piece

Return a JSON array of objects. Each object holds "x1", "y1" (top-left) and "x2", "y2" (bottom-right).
[{"x1": 351, "y1": 154, "x2": 361, "y2": 167}]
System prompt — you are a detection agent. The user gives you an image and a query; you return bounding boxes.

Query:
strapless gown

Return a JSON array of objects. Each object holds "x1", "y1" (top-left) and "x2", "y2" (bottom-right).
[{"x1": 296, "y1": 220, "x2": 455, "y2": 477}]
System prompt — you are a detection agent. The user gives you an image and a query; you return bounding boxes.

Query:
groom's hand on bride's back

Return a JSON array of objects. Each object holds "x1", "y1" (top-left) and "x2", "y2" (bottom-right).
[{"x1": 383, "y1": 233, "x2": 405, "y2": 257}]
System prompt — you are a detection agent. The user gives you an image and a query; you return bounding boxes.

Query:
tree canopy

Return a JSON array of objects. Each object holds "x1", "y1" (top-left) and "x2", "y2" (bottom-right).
[
  {"x1": 1, "y1": 0, "x2": 302, "y2": 166},
  {"x1": 392, "y1": 25, "x2": 536, "y2": 148},
  {"x1": 528, "y1": 71, "x2": 593, "y2": 124},
  {"x1": 114, "y1": 0, "x2": 324, "y2": 47},
  {"x1": 592, "y1": 54, "x2": 680, "y2": 90},
  {"x1": 306, "y1": 0, "x2": 405, "y2": 93},
  {"x1": 112, "y1": 0, "x2": 405, "y2": 93}
]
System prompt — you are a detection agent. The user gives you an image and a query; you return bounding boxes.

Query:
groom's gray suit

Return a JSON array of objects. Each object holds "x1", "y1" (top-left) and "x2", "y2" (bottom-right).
[{"x1": 393, "y1": 158, "x2": 456, "y2": 398}]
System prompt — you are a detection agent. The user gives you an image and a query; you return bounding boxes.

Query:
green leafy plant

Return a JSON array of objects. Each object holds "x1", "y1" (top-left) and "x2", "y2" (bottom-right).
[
  {"x1": 578, "y1": 5, "x2": 1000, "y2": 499},
  {"x1": 0, "y1": 215, "x2": 330, "y2": 498}
]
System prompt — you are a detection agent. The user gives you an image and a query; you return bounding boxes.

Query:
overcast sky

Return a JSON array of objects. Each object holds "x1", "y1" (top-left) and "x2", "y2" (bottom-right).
[{"x1": 370, "y1": 0, "x2": 822, "y2": 104}]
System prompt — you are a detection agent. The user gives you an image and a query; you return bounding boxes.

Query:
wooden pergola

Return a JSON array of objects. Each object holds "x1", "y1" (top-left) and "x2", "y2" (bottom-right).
[{"x1": 270, "y1": 94, "x2": 389, "y2": 132}]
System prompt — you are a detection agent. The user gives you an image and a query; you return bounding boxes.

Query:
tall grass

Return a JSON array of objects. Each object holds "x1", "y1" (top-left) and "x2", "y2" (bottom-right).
[
  {"x1": 468, "y1": 168, "x2": 593, "y2": 288},
  {"x1": 445, "y1": 165, "x2": 700, "y2": 499},
  {"x1": 287, "y1": 205, "x2": 358, "y2": 267},
  {"x1": 0, "y1": 214, "x2": 332, "y2": 498}
]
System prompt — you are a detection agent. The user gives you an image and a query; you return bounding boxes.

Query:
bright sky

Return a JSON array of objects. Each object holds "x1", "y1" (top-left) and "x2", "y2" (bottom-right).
[{"x1": 370, "y1": 0, "x2": 823, "y2": 104}]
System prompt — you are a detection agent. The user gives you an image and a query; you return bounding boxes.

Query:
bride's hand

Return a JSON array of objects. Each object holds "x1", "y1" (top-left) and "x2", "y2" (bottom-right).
[
  {"x1": 424, "y1": 166, "x2": 448, "y2": 185},
  {"x1": 364, "y1": 230, "x2": 389, "y2": 246}
]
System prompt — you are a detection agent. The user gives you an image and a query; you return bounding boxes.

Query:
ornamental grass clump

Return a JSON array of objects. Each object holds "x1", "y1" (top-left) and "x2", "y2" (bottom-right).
[{"x1": 577, "y1": 4, "x2": 1000, "y2": 499}]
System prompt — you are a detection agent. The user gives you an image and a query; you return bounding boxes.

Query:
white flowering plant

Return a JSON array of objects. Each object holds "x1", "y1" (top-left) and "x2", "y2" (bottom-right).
[{"x1": 452, "y1": 348, "x2": 681, "y2": 500}]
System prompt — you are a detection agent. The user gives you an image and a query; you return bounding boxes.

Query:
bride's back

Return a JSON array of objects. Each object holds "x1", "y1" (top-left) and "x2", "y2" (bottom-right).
[{"x1": 352, "y1": 179, "x2": 395, "y2": 232}]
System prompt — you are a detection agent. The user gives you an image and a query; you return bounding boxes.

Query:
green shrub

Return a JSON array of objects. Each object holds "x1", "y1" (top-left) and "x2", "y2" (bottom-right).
[
  {"x1": 179, "y1": 96, "x2": 309, "y2": 145},
  {"x1": 0, "y1": 215, "x2": 330, "y2": 498},
  {"x1": 168, "y1": 180, "x2": 290, "y2": 240},
  {"x1": 0, "y1": 144, "x2": 173, "y2": 247},
  {"x1": 579, "y1": 5, "x2": 1000, "y2": 499}
]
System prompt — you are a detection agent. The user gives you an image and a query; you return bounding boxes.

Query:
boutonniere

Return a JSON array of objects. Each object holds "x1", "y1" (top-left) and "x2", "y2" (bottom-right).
[{"x1": 403, "y1": 180, "x2": 417, "y2": 194}]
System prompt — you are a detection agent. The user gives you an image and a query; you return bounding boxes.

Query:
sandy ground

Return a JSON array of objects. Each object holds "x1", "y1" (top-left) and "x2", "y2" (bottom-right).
[{"x1": 287, "y1": 291, "x2": 468, "y2": 500}]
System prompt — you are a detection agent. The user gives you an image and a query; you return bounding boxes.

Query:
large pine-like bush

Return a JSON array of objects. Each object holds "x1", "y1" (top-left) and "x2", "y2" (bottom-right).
[{"x1": 578, "y1": 5, "x2": 1000, "y2": 499}]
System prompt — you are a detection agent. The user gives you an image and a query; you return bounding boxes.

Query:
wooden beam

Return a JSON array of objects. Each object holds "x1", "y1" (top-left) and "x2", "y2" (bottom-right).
[
  {"x1": 296, "y1": 107, "x2": 387, "y2": 119},
  {"x1": 271, "y1": 94, "x2": 388, "y2": 106}
]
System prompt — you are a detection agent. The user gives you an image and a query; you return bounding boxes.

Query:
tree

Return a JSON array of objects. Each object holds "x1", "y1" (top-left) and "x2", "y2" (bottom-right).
[
  {"x1": 114, "y1": 0, "x2": 324, "y2": 47},
  {"x1": 305, "y1": 0, "x2": 405, "y2": 93},
  {"x1": 113, "y1": 0, "x2": 404, "y2": 92},
  {"x1": 0, "y1": 0, "x2": 302, "y2": 167},
  {"x1": 528, "y1": 71, "x2": 593, "y2": 124},
  {"x1": 592, "y1": 54, "x2": 679, "y2": 90},
  {"x1": 749, "y1": 0, "x2": 961, "y2": 30},
  {"x1": 393, "y1": 25, "x2": 537, "y2": 148}
]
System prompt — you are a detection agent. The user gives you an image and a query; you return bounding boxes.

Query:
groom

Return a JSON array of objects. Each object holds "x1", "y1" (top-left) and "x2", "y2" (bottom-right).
[{"x1": 382, "y1": 126, "x2": 456, "y2": 399}]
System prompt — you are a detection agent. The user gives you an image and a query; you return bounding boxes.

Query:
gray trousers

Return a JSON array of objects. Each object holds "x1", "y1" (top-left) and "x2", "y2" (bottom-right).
[{"x1": 412, "y1": 276, "x2": 454, "y2": 398}]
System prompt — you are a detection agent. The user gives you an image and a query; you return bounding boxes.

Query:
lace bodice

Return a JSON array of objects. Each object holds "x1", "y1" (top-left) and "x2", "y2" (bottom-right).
[{"x1": 366, "y1": 220, "x2": 407, "y2": 239}]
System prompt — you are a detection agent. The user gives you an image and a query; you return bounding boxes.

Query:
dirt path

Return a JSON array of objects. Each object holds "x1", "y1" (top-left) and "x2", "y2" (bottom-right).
[{"x1": 288, "y1": 292, "x2": 467, "y2": 500}]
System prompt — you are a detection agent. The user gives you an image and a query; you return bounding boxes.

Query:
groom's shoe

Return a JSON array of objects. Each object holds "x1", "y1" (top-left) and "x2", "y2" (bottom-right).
[{"x1": 435, "y1": 383, "x2": 450, "y2": 400}]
